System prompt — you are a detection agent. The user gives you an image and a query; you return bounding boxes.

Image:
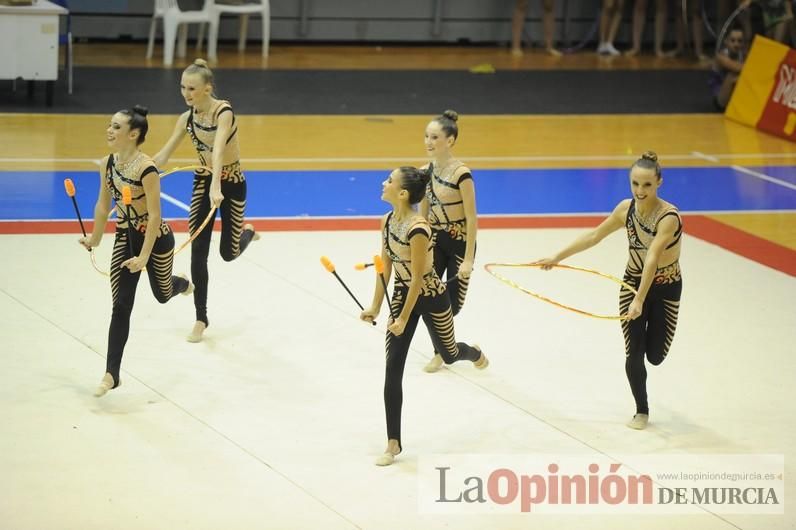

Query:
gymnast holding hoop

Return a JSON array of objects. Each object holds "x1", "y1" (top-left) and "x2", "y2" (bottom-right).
[
  {"x1": 154, "y1": 59, "x2": 260, "y2": 343},
  {"x1": 535, "y1": 151, "x2": 683, "y2": 430},
  {"x1": 79, "y1": 106, "x2": 193, "y2": 397}
]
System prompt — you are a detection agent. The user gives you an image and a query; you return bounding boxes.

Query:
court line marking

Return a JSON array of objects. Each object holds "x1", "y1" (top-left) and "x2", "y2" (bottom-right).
[
  {"x1": 730, "y1": 165, "x2": 796, "y2": 192},
  {"x1": 237, "y1": 253, "x2": 745, "y2": 529},
  {"x1": 159, "y1": 192, "x2": 191, "y2": 212},
  {"x1": 692, "y1": 150, "x2": 796, "y2": 192},
  {"x1": 0, "y1": 286, "x2": 363, "y2": 530},
  {"x1": 1, "y1": 152, "x2": 796, "y2": 164},
  {"x1": 0, "y1": 253, "x2": 742, "y2": 529},
  {"x1": 2, "y1": 210, "x2": 795, "y2": 224},
  {"x1": 691, "y1": 150, "x2": 720, "y2": 163}
]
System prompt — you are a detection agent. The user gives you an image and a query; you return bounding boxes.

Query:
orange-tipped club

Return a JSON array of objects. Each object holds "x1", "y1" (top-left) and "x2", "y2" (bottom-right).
[
  {"x1": 321, "y1": 255, "x2": 335, "y2": 273},
  {"x1": 354, "y1": 262, "x2": 373, "y2": 271},
  {"x1": 121, "y1": 185, "x2": 132, "y2": 206},
  {"x1": 64, "y1": 178, "x2": 76, "y2": 197},
  {"x1": 63, "y1": 178, "x2": 87, "y2": 240},
  {"x1": 320, "y1": 256, "x2": 375, "y2": 325},
  {"x1": 373, "y1": 254, "x2": 396, "y2": 320}
]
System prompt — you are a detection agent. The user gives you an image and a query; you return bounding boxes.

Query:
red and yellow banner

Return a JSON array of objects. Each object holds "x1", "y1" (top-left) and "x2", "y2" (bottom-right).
[{"x1": 726, "y1": 35, "x2": 796, "y2": 142}]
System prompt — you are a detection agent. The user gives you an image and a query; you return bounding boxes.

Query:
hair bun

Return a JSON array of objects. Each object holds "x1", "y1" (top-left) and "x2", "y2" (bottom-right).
[
  {"x1": 442, "y1": 109, "x2": 459, "y2": 122},
  {"x1": 193, "y1": 58, "x2": 209, "y2": 68},
  {"x1": 132, "y1": 105, "x2": 149, "y2": 117},
  {"x1": 641, "y1": 151, "x2": 658, "y2": 163}
]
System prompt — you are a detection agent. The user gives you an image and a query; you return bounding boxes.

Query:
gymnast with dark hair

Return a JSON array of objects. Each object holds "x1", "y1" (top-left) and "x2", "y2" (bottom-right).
[
  {"x1": 154, "y1": 58, "x2": 259, "y2": 343},
  {"x1": 419, "y1": 110, "x2": 479, "y2": 373},
  {"x1": 536, "y1": 151, "x2": 683, "y2": 430},
  {"x1": 360, "y1": 166, "x2": 488, "y2": 466},
  {"x1": 80, "y1": 105, "x2": 193, "y2": 397}
]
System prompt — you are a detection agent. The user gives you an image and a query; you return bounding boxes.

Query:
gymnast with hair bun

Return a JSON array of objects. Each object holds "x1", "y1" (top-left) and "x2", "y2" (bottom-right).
[
  {"x1": 536, "y1": 151, "x2": 683, "y2": 430},
  {"x1": 80, "y1": 105, "x2": 193, "y2": 397},
  {"x1": 154, "y1": 58, "x2": 259, "y2": 343}
]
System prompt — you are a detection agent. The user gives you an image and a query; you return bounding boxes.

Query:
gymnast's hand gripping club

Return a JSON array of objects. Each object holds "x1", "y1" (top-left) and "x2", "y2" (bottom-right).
[
  {"x1": 321, "y1": 256, "x2": 376, "y2": 325},
  {"x1": 64, "y1": 178, "x2": 88, "y2": 246},
  {"x1": 373, "y1": 254, "x2": 397, "y2": 320},
  {"x1": 65, "y1": 178, "x2": 110, "y2": 276}
]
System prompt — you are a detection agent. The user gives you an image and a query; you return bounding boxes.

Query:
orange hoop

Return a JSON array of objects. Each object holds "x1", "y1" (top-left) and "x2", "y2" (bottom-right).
[
  {"x1": 82, "y1": 165, "x2": 217, "y2": 275},
  {"x1": 160, "y1": 165, "x2": 217, "y2": 256},
  {"x1": 484, "y1": 262, "x2": 638, "y2": 320}
]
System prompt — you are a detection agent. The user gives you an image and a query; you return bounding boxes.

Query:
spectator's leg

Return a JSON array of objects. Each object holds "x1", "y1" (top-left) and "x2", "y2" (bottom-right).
[
  {"x1": 654, "y1": 0, "x2": 667, "y2": 57},
  {"x1": 607, "y1": 0, "x2": 625, "y2": 51},
  {"x1": 541, "y1": 0, "x2": 561, "y2": 55},
  {"x1": 689, "y1": 0, "x2": 706, "y2": 61},
  {"x1": 599, "y1": 0, "x2": 623, "y2": 55},
  {"x1": 666, "y1": 0, "x2": 686, "y2": 57},
  {"x1": 627, "y1": 0, "x2": 647, "y2": 56},
  {"x1": 598, "y1": 0, "x2": 609, "y2": 51},
  {"x1": 511, "y1": 0, "x2": 530, "y2": 55}
]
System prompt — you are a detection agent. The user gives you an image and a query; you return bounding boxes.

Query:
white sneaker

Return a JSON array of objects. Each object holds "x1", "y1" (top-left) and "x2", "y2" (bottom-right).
[
  {"x1": 627, "y1": 414, "x2": 649, "y2": 430},
  {"x1": 597, "y1": 42, "x2": 609, "y2": 55},
  {"x1": 605, "y1": 43, "x2": 621, "y2": 56}
]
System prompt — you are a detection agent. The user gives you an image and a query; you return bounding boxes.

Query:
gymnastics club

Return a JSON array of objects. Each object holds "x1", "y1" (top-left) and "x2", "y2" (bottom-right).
[
  {"x1": 121, "y1": 185, "x2": 134, "y2": 258},
  {"x1": 321, "y1": 256, "x2": 376, "y2": 325},
  {"x1": 373, "y1": 255, "x2": 397, "y2": 320},
  {"x1": 358, "y1": 259, "x2": 457, "y2": 285},
  {"x1": 63, "y1": 178, "x2": 89, "y2": 250}
]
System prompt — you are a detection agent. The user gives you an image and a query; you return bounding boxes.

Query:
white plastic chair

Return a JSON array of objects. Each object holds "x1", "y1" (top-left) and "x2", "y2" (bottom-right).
[
  {"x1": 208, "y1": 0, "x2": 270, "y2": 58},
  {"x1": 146, "y1": 0, "x2": 219, "y2": 67}
]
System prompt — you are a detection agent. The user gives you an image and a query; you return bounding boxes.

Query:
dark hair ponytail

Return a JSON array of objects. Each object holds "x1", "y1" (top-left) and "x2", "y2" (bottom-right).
[
  {"x1": 119, "y1": 105, "x2": 150, "y2": 146},
  {"x1": 399, "y1": 166, "x2": 431, "y2": 205}
]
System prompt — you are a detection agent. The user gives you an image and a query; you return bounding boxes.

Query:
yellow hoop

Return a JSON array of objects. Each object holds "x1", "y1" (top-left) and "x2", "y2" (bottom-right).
[
  {"x1": 484, "y1": 262, "x2": 638, "y2": 320},
  {"x1": 159, "y1": 164, "x2": 211, "y2": 179},
  {"x1": 159, "y1": 165, "x2": 217, "y2": 256},
  {"x1": 86, "y1": 165, "x2": 216, "y2": 275},
  {"x1": 89, "y1": 249, "x2": 109, "y2": 277},
  {"x1": 173, "y1": 207, "x2": 217, "y2": 255}
]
